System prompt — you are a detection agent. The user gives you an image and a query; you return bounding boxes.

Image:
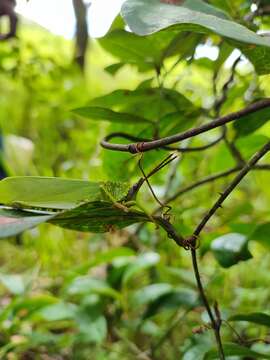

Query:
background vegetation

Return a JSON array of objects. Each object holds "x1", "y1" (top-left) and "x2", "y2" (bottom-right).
[{"x1": 0, "y1": 0, "x2": 270, "y2": 359}]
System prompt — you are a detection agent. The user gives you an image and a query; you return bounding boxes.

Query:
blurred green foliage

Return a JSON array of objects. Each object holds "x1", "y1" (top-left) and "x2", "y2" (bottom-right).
[{"x1": 0, "y1": 1, "x2": 270, "y2": 359}]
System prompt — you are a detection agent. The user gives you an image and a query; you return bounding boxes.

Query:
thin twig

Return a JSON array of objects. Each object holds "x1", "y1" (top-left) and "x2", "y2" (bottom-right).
[
  {"x1": 101, "y1": 99, "x2": 270, "y2": 153},
  {"x1": 158, "y1": 164, "x2": 270, "y2": 209},
  {"x1": 191, "y1": 249, "x2": 225, "y2": 360},
  {"x1": 193, "y1": 141, "x2": 270, "y2": 238},
  {"x1": 101, "y1": 131, "x2": 224, "y2": 153}
]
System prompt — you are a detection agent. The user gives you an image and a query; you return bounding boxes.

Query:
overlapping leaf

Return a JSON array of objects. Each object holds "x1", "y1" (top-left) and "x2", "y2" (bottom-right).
[
  {"x1": 99, "y1": 28, "x2": 202, "y2": 71},
  {"x1": 0, "y1": 177, "x2": 151, "y2": 237},
  {"x1": 75, "y1": 87, "x2": 199, "y2": 134},
  {"x1": 121, "y1": 0, "x2": 270, "y2": 74},
  {"x1": 0, "y1": 207, "x2": 54, "y2": 239},
  {"x1": 51, "y1": 201, "x2": 150, "y2": 233}
]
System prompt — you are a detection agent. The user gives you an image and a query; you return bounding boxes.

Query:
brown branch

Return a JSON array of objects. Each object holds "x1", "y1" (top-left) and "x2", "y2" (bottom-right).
[
  {"x1": 102, "y1": 131, "x2": 224, "y2": 153},
  {"x1": 101, "y1": 99, "x2": 270, "y2": 153},
  {"x1": 157, "y1": 164, "x2": 270, "y2": 209},
  {"x1": 72, "y1": 0, "x2": 89, "y2": 70},
  {"x1": 191, "y1": 248, "x2": 225, "y2": 359},
  {"x1": 193, "y1": 141, "x2": 270, "y2": 238}
]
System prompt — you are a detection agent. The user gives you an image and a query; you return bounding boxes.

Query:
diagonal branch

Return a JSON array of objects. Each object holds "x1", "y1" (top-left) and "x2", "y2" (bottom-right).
[
  {"x1": 163, "y1": 164, "x2": 270, "y2": 206},
  {"x1": 193, "y1": 140, "x2": 270, "y2": 239},
  {"x1": 101, "y1": 99, "x2": 270, "y2": 153}
]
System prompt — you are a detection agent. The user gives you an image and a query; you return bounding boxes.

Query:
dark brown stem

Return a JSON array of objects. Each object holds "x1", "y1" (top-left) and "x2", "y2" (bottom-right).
[
  {"x1": 101, "y1": 99, "x2": 270, "y2": 153},
  {"x1": 72, "y1": 0, "x2": 89, "y2": 70},
  {"x1": 102, "y1": 131, "x2": 223, "y2": 153},
  {"x1": 191, "y1": 248, "x2": 225, "y2": 360},
  {"x1": 159, "y1": 164, "x2": 270, "y2": 208}
]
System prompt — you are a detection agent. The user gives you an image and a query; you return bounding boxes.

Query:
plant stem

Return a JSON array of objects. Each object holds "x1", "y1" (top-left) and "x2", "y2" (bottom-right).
[
  {"x1": 194, "y1": 140, "x2": 270, "y2": 237},
  {"x1": 188, "y1": 140, "x2": 270, "y2": 359},
  {"x1": 101, "y1": 99, "x2": 270, "y2": 153},
  {"x1": 191, "y1": 248, "x2": 225, "y2": 360}
]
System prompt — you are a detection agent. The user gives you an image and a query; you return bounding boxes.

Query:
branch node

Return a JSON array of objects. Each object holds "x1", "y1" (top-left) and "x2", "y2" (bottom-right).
[{"x1": 183, "y1": 234, "x2": 199, "y2": 250}]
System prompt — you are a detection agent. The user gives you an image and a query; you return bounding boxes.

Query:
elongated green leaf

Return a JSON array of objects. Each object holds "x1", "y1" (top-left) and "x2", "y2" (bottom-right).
[
  {"x1": 36, "y1": 302, "x2": 77, "y2": 322},
  {"x1": 0, "y1": 178, "x2": 151, "y2": 236},
  {"x1": 122, "y1": 0, "x2": 270, "y2": 74},
  {"x1": 67, "y1": 277, "x2": 121, "y2": 300},
  {"x1": 87, "y1": 87, "x2": 198, "y2": 128},
  {"x1": 234, "y1": 105, "x2": 270, "y2": 137},
  {"x1": 89, "y1": 87, "x2": 195, "y2": 112},
  {"x1": 210, "y1": 233, "x2": 252, "y2": 268},
  {"x1": 0, "y1": 207, "x2": 54, "y2": 239},
  {"x1": 73, "y1": 106, "x2": 152, "y2": 124},
  {"x1": 204, "y1": 342, "x2": 270, "y2": 359},
  {"x1": 229, "y1": 312, "x2": 270, "y2": 327},
  {"x1": 51, "y1": 201, "x2": 151, "y2": 233},
  {"x1": 0, "y1": 177, "x2": 129, "y2": 210},
  {"x1": 99, "y1": 29, "x2": 161, "y2": 70},
  {"x1": 99, "y1": 29, "x2": 200, "y2": 71},
  {"x1": 132, "y1": 283, "x2": 173, "y2": 306},
  {"x1": 143, "y1": 288, "x2": 198, "y2": 319}
]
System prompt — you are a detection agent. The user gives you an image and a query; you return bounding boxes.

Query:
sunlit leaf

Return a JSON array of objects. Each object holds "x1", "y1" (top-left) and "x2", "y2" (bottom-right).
[
  {"x1": 0, "y1": 207, "x2": 54, "y2": 239},
  {"x1": 122, "y1": 0, "x2": 270, "y2": 74},
  {"x1": 0, "y1": 176, "x2": 130, "y2": 209},
  {"x1": 210, "y1": 233, "x2": 252, "y2": 268}
]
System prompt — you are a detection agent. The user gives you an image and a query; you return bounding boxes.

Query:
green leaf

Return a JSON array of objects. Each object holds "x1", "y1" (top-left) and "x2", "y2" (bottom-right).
[
  {"x1": 234, "y1": 104, "x2": 270, "y2": 137},
  {"x1": 210, "y1": 233, "x2": 252, "y2": 268},
  {"x1": 37, "y1": 302, "x2": 77, "y2": 321},
  {"x1": 0, "y1": 177, "x2": 152, "y2": 235},
  {"x1": 72, "y1": 106, "x2": 152, "y2": 124},
  {"x1": 204, "y1": 342, "x2": 270, "y2": 359},
  {"x1": 99, "y1": 29, "x2": 161, "y2": 71},
  {"x1": 0, "y1": 273, "x2": 25, "y2": 295},
  {"x1": 122, "y1": 252, "x2": 160, "y2": 285},
  {"x1": 249, "y1": 222, "x2": 270, "y2": 248},
  {"x1": 0, "y1": 177, "x2": 129, "y2": 210},
  {"x1": 89, "y1": 87, "x2": 195, "y2": 113},
  {"x1": 132, "y1": 283, "x2": 173, "y2": 306},
  {"x1": 229, "y1": 312, "x2": 270, "y2": 327},
  {"x1": 87, "y1": 87, "x2": 198, "y2": 129},
  {"x1": 236, "y1": 134, "x2": 269, "y2": 159},
  {"x1": 73, "y1": 247, "x2": 136, "y2": 275},
  {"x1": 51, "y1": 201, "x2": 151, "y2": 233},
  {"x1": 75, "y1": 303, "x2": 107, "y2": 344},
  {"x1": 159, "y1": 111, "x2": 197, "y2": 137},
  {"x1": 67, "y1": 277, "x2": 121, "y2": 300},
  {"x1": 104, "y1": 62, "x2": 125, "y2": 75},
  {"x1": 143, "y1": 289, "x2": 198, "y2": 319},
  {"x1": 12, "y1": 295, "x2": 59, "y2": 318},
  {"x1": 0, "y1": 207, "x2": 54, "y2": 239},
  {"x1": 122, "y1": 0, "x2": 270, "y2": 74},
  {"x1": 99, "y1": 29, "x2": 197, "y2": 71}
]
